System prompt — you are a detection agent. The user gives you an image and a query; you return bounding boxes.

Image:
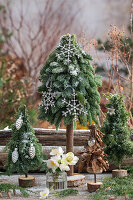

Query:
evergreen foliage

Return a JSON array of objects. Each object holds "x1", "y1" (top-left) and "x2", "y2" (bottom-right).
[
  {"x1": 38, "y1": 34, "x2": 101, "y2": 128},
  {"x1": 101, "y1": 93, "x2": 133, "y2": 168},
  {"x1": 4, "y1": 105, "x2": 42, "y2": 176},
  {"x1": 91, "y1": 175, "x2": 133, "y2": 200},
  {"x1": 0, "y1": 183, "x2": 31, "y2": 197},
  {"x1": 56, "y1": 188, "x2": 78, "y2": 197}
]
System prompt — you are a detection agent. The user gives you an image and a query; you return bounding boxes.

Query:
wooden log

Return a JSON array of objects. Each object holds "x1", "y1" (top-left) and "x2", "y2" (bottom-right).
[
  {"x1": 67, "y1": 174, "x2": 85, "y2": 187},
  {"x1": 0, "y1": 128, "x2": 91, "y2": 135},
  {"x1": 112, "y1": 169, "x2": 127, "y2": 178},
  {"x1": 18, "y1": 176, "x2": 35, "y2": 187},
  {"x1": 0, "y1": 129, "x2": 90, "y2": 146},
  {"x1": 87, "y1": 182, "x2": 102, "y2": 193},
  {"x1": 0, "y1": 152, "x2": 8, "y2": 166}
]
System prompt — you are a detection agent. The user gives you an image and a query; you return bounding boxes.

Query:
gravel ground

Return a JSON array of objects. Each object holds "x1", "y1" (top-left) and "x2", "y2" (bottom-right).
[{"x1": 0, "y1": 173, "x2": 126, "y2": 200}]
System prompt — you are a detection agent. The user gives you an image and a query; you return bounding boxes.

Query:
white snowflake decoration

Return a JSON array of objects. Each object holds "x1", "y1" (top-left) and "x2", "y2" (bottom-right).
[
  {"x1": 62, "y1": 91, "x2": 88, "y2": 122},
  {"x1": 56, "y1": 34, "x2": 82, "y2": 64},
  {"x1": 41, "y1": 87, "x2": 56, "y2": 113},
  {"x1": 12, "y1": 148, "x2": 19, "y2": 163},
  {"x1": 16, "y1": 113, "x2": 23, "y2": 130}
]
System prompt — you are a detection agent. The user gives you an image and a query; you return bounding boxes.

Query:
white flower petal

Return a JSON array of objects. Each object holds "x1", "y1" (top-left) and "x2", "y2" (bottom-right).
[
  {"x1": 61, "y1": 152, "x2": 79, "y2": 166},
  {"x1": 50, "y1": 147, "x2": 64, "y2": 156},
  {"x1": 40, "y1": 188, "x2": 49, "y2": 199},
  {"x1": 60, "y1": 164, "x2": 70, "y2": 171}
]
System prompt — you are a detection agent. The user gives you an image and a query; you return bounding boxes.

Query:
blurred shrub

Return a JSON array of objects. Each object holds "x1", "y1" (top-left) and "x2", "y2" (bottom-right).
[{"x1": 0, "y1": 57, "x2": 38, "y2": 129}]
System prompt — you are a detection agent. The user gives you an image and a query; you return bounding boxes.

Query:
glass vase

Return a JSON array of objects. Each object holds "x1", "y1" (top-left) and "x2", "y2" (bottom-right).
[{"x1": 46, "y1": 172, "x2": 67, "y2": 190}]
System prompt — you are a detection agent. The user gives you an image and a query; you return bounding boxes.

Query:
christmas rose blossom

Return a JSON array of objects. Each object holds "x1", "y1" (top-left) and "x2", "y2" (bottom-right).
[
  {"x1": 61, "y1": 152, "x2": 79, "y2": 166},
  {"x1": 50, "y1": 147, "x2": 64, "y2": 156},
  {"x1": 59, "y1": 163, "x2": 70, "y2": 171},
  {"x1": 40, "y1": 188, "x2": 49, "y2": 199},
  {"x1": 47, "y1": 156, "x2": 60, "y2": 173}
]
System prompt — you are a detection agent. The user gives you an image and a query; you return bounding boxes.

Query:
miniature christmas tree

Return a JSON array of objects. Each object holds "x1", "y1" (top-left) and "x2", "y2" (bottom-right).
[
  {"x1": 5, "y1": 105, "x2": 42, "y2": 180},
  {"x1": 38, "y1": 34, "x2": 101, "y2": 175},
  {"x1": 78, "y1": 125, "x2": 109, "y2": 183},
  {"x1": 101, "y1": 93, "x2": 133, "y2": 169}
]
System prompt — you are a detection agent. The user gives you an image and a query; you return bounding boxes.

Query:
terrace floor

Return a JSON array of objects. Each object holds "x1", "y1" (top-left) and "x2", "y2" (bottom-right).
[{"x1": 1, "y1": 172, "x2": 125, "y2": 200}]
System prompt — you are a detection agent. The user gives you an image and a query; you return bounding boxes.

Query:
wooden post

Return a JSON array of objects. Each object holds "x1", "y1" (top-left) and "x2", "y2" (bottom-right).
[
  {"x1": 25, "y1": 173, "x2": 28, "y2": 178},
  {"x1": 66, "y1": 123, "x2": 74, "y2": 176},
  {"x1": 94, "y1": 173, "x2": 97, "y2": 183}
]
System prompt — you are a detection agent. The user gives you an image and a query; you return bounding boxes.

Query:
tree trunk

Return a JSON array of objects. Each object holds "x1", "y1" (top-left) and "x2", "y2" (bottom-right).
[
  {"x1": 94, "y1": 173, "x2": 97, "y2": 183},
  {"x1": 66, "y1": 123, "x2": 74, "y2": 176}
]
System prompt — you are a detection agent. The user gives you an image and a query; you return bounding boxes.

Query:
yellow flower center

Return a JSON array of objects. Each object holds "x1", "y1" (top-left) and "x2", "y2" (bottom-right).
[
  {"x1": 51, "y1": 160, "x2": 56, "y2": 166},
  {"x1": 43, "y1": 192, "x2": 47, "y2": 196},
  {"x1": 66, "y1": 156, "x2": 73, "y2": 162}
]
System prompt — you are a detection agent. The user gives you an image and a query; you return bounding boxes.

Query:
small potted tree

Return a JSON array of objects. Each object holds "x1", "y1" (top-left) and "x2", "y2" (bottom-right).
[
  {"x1": 4, "y1": 105, "x2": 42, "y2": 187},
  {"x1": 78, "y1": 125, "x2": 109, "y2": 192},
  {"x1": 101, "y1": 93, "x2": 133, "y2": 177},
  {"x1": 38, "y1": 33, "x2": 101, "y2": 179}
]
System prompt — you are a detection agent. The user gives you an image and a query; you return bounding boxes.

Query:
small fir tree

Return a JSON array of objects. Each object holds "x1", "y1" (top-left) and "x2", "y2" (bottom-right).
[
  {"x1": 38, "y1": 34, "x2": 101, "y2": 175},
  {"x1": 4, "y1": 105, "x2": 42, "y2": 177},
  {"x1": 101, "y1": 93, "x2": 133, "y2": 169}
]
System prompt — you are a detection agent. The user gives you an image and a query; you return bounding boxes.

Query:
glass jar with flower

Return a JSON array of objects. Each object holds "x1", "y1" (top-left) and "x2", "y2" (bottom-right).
[{"x1": 43, "y1": 147, "x2": 79, "y2": 190}]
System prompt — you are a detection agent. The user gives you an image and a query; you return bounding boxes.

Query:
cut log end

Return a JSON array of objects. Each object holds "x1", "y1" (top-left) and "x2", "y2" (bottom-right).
[
  {"x1": 87, "y1": 182, "x2": 102, "y2": 193},
  {"x1": 18, "y1": 176, "x2": 35, "y2": 188},
  {"x1": 112, "y1": 169, "x2": 127, "y2": 178},
  {"x1": 67, "y1": 174, "x2": 85, "y2": 187}
]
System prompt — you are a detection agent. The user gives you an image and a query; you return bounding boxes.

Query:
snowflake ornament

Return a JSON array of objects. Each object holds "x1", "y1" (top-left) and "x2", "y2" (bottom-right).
[
  {"x1": 56, "y1": 34, "x2": 82, "y2": 64},
  {"x1": 40, "y1": 87, "x2": 56, "y2": 113},
  {"x1": 62, "y1": 91, "x2": 88, "y2": 122}
]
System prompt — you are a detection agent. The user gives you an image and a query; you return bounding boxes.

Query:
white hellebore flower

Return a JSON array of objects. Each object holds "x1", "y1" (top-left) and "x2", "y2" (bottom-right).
[
  {"x1": 50, "y1": 147, "x2": 64, "y2": 156},
  {"x1": 40, "y1": 188, "x2": 49, "y2": 199},
  {"x1": 60, "y1": 164, "x2": 70, "y2": 172},
  {"x1": 62, "y1": 152, "x2": 79, "y2": 166},
  {"x1": 47, "y1": 156, "x2": 60, "y2": 173}
]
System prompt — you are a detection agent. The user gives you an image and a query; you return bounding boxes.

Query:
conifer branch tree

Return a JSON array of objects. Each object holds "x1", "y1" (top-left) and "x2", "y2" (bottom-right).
[
  {"x1": 38, "y1": 34, "x2": 101, "y2": 175},
  {"x1": 101, "y1": 93, "x2": 133, "y2": 169},
  {"x1": 4, "y1": 105, "x2": 42, "y2": 177}
]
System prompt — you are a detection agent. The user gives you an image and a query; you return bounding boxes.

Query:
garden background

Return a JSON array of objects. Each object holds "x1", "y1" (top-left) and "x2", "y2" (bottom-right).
[{"x1": 0, "y1": 0, "x2": 132, "y2": 129}]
